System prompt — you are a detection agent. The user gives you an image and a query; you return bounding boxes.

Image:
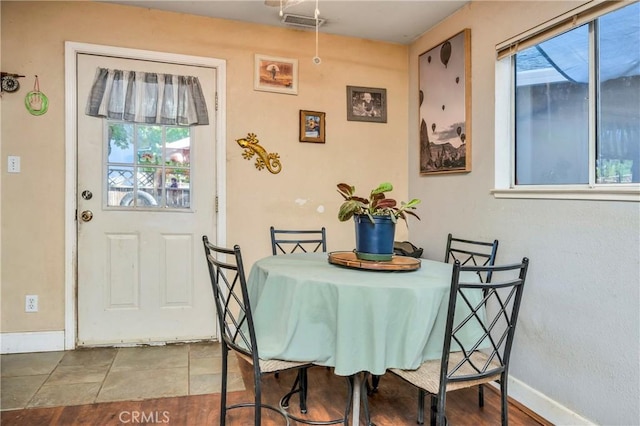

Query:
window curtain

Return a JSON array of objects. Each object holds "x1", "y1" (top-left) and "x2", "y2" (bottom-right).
[
  {"x1": 85, "y1": 68, "x2": 209, "y2": 126},
  {"x1": 495, "y1": 1, "x2": 628, "y2": 60},
  {"x1": 533, "y1": 3, "x2": 639, "y2": 84}
]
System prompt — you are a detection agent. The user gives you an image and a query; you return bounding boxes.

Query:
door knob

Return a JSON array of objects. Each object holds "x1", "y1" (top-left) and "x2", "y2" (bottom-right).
[{"x1": 80, "y1": 210, "x2": 93, "y2": 222}]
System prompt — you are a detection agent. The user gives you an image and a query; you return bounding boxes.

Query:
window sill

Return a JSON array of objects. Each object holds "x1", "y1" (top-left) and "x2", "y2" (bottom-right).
[{"x1": 491, "y1": 187, "x2": 640, "y2": 202}]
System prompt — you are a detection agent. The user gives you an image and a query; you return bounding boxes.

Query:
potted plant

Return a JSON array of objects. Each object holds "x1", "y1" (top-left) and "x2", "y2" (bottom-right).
[{"x1": 337, "y1": 182, "x2": 420, "y2": 261}]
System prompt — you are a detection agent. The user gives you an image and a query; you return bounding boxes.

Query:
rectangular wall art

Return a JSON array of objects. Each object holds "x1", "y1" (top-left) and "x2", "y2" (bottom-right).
[
  {"x1": 419, "y1": 29, "x2": 471, "y2": 174},
  {"x1": 346, "y1": 86, "x2": 387, "y2": 123},
  {"x1": 254, "y1": 54, "x2": 298, "y2": 95},
  {"x1": 299, "y1": 110, "x2": 326, "y2": 143}
]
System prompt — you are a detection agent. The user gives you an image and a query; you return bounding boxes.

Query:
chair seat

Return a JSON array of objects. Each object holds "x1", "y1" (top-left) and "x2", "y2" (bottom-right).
[
  {"x1": 390, "y1": 351, "x2": 502, "y2": 394},
  {"x1": 235, "y1": 351, "x2": 312, "y2": 374}
]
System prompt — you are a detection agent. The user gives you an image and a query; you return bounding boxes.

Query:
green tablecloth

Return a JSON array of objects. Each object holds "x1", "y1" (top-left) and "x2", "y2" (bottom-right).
[{"x1": 247, "y1": 252, "x2": 483, "y2": 377}]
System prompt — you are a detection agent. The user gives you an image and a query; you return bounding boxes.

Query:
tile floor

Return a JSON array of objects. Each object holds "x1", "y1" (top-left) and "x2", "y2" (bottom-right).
[{"x1": 0, "y1": 341, "x2": 244, "y2": 411}]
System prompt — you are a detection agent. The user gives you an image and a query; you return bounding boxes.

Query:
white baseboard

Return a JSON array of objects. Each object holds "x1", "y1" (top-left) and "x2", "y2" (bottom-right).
[
  {"x1": 1, "y1": 331, "x2": 66, "y2": 354},
  {"x1": 504, "y1": 376, "x2": 596, "y2": 425}
]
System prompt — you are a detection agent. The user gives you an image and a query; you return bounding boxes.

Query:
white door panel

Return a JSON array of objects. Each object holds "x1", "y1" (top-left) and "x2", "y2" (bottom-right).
[{"x1": 77, "y1": 54, "x2": 217, "y2": 345}]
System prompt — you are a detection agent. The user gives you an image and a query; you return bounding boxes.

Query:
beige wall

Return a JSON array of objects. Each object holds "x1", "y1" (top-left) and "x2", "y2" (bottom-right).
[
  {"x1": 3, "y1": 1, "x2": 639, "y2": 423},
  {"x1": 409, "y1": 2, "x2": 640, "y2": 424},
  {"x1": 1, "y1": 1, "x2": 409, "y2": 333}
]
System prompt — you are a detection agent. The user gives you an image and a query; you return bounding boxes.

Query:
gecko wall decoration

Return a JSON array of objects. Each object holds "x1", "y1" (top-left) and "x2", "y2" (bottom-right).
[{"x1": 236, "y1": 132, "x2": 282, "y2": 174}]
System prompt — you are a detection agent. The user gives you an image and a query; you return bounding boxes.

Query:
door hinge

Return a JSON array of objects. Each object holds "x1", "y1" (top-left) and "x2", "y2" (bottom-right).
[
  {"x1": 215, "y1": 92, "x2": 218, "y2": 111},
  {"x1": 215, "y1": 195, "x2": 219, "y2": 213}
]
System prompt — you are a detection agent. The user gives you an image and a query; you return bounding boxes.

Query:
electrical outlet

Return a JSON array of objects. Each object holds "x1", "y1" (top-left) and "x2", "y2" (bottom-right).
[
  {"x1": 25, "y1": 295, "x2": 38, "y2": 312},
  {"x1": 8, "y1": 156, "x2": 21, "y2": 173}
]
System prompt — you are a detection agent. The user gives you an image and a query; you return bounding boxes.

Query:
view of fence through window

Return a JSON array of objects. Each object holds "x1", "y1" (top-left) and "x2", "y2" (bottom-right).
[
  {"x1": 106, "y1": 121, "x2": 191, "y2": 209},
  {"x1": 514, "y1": 2, "x2": 639, "y2": 185}
]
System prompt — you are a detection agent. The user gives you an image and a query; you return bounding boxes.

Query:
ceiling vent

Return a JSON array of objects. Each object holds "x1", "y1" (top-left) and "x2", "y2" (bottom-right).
[{"x1": 282, "y1": 13, "x2": 326, "y2": 29}]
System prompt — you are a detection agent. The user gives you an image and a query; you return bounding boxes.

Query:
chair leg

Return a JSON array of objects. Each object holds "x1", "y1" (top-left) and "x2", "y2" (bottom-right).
[
  {"x1": 417, "y1": 389, "x2": 426, "y2": 425},
  {"x1": 500, "y1": 377, "x2": 509, "y2": 426},
  {"x1": 281, "y1": 373, "x2": 350, "y2": 426},
  {"x1": 436, "y1": 391, "x2": 447, "y2": 426},
  {"x1": 429, "y1": 394, "x2": 437, "y2": 426},
  {"x1": 478, "y1": 384, "x2": 484, "y2": 407},
  {"x1": 254, "y1": 364, "x2": 262, "y2": 426},
  {"x1": 371, "y1": 375, "x2": 380, "y2": 393},
  {"x1": 280, "y1": 370, "x2": 302, "y2": 409},
  {"x1": 220, "y1": 346, "x2": 228, "y2": 426},
  {"x1": 280, "y1": 368, "x2": 308, "y2": 413},
  {"x1": 300, "y1": 368, "x2": 308, "y2": 414},
  {"x1": 361, "y1": 373, "x2": 376, "y2": 426}
]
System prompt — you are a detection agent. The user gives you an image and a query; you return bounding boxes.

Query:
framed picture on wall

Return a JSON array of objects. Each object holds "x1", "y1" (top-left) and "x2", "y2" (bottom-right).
[
  {"x1": 299, "y1": 110, "x2": 326, "y2": 143},
  {"x1": 254, "y1": 54, "x2": 298, "y2": 95},
  {"x1": 418, "y1": 29, "x2": 472, "y2": 175},
  {"x1": 346, "y1": 86, "x2": 387, "y2": 123}
]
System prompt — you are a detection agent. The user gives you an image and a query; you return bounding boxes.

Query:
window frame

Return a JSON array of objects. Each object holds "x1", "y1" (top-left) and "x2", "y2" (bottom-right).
[{"x1": 493, "y1": 1, "x2": 640, "y2": 202}]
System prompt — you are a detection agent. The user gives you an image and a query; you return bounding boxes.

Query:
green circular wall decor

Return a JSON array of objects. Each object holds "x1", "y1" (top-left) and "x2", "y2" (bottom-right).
[{"x1": 25, "y1": 91, "x2": 49, "y2": 116}]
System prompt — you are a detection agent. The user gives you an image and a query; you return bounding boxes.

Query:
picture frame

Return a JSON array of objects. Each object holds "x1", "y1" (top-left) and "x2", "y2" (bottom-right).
[
  {"x1": 418, "y1": 29, "x2": 472, "y2": 175},
  {"x1": 299, "y1": 110, "x2": 326, "y2": 143},
  {"x1": 254, "y1": 54, "x2": 298, "y2": 95},
  {"x1": 346, "y1": 86, "x2": 387, "y2": 123}
]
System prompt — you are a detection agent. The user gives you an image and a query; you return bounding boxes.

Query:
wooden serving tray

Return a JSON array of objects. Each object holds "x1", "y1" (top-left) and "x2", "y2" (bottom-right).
[{"x1": 328, "y1": 251, "x2": 421, "y2": 271}]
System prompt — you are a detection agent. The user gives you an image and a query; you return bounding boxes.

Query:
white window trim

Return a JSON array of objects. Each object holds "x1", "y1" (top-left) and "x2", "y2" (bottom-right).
[
  {"x1": 493, "y1": 9, "x2": 640, "y2": 203},
  {"x1": 491, "y1": 187, "x2": 640, "y2": 202}
]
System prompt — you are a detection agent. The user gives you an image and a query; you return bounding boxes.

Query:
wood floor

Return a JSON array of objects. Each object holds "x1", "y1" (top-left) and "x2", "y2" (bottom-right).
[{"x1": 2, "y1": 361, "x2": 551, "y2": 425}]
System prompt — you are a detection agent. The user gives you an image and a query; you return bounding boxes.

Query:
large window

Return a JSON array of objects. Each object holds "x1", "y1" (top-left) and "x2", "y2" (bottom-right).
[{"x1": 502, "y1": 2, "x2": 639, "y2": 191}]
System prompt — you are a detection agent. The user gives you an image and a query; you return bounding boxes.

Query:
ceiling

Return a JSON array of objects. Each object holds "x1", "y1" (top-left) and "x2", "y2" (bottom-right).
[{"x1": 101, "y1": 0, "x2": 469, "y2": 45}]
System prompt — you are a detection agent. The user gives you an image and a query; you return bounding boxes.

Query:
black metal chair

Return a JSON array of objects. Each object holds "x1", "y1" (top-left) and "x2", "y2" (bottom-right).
[
  {"x1": 202, "y1": 236, "x2": 312, "y2": 426},
  {"x1": 269, "y1": 226, "x2": 353, "y2": 424},
  {"x1": 445, "y1": 233, "x2": 499, "y2": 284},
  {"x1": 369, "y1": 234, "x2": 500, "y2": 395},
  {"x1": 270, "y1": 227, "x2": 327, "y2": 255},
  {"x1": 390, "y1": 258, "x2": 530, "y2": 425},
  {"x1": 445, "y1": 233, "x2": 499, "y2": 405}
]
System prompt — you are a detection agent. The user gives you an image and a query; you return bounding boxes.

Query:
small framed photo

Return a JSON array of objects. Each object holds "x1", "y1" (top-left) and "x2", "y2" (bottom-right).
[
  {"x1": 254, "y1": 54, "x2": 298, "y2": 95},
  {"x1": 346, "y1": 86, "x2": 387, "y2": 123},
  {"x1": 299, "y1": 110, "x2": 326, "y2": 143}
]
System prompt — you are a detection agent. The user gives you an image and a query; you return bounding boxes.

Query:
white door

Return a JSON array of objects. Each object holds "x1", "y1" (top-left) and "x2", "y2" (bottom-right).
[{"x1": 77, "y1": 54, "x2": 217, "y2": 346}]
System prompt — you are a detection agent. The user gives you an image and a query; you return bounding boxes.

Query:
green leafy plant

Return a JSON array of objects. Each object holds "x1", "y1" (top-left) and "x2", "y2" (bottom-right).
[{"x1": 337, "y1": 182, "x2": 420, "y2": 224}]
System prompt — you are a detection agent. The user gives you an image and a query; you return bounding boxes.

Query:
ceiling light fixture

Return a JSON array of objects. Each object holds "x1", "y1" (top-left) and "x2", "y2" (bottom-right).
[
  {"x1": 267, "y1": 0, "x2": 322, "y2": 65},
  {"x1": 265, "y1": 0, "x2": 305, "y2": 16},
  {"x1": 312, "y1": 0, "x2": 321, "y2": 65}
]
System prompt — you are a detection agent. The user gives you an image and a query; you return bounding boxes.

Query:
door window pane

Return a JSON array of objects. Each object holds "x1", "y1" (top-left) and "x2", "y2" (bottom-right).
[
  {"x1": 106, "y1": 122, "x2": 191, "y2": 209},
  {"x1": 107, "y1": 123, "x2": 134, "y2": 164},
  {"x1": 107, "y1": 165, "x2": 134, "y2": 207},
  {"x1": 165, "y1": 133, "x2": 190, "y2": 208}
]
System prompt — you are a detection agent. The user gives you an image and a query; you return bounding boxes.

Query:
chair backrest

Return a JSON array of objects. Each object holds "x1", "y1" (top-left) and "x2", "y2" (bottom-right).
[
  {"x1": 202, "y1": 236, "x2": 258, "y2": 364},
  {"x1": 440, "y1": 258, "x2": 529, "y2": 389},
  {"x1": 444, "y1": 233, "x2": 499, "y2": 283},
  {"x1": 270, "y1": 226, "x2": 327, "y2": 255}
]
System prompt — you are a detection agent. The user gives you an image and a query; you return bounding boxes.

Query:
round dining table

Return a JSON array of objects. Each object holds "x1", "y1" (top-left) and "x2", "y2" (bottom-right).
[{"x1": 246, "y1": 252, "x2": 484, "y2": 425}]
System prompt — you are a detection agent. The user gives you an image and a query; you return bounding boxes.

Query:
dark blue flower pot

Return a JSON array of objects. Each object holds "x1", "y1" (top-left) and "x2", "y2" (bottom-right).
[{"x1": 354, "y1": 214, "x2": 396, "y2": 261}]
